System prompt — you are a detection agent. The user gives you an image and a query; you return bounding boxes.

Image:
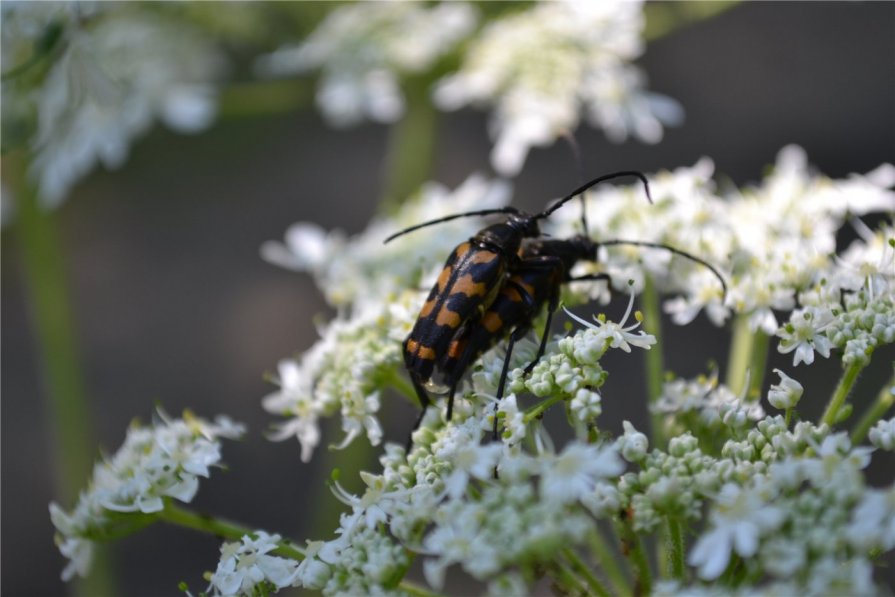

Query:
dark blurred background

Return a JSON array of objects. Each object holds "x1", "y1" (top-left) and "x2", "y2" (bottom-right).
[{"x1": 2, "y1": 2, "x2": 894, "y2": 595}]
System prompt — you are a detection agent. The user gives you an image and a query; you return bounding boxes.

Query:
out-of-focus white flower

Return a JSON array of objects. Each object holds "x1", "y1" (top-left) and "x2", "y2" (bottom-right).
[
  {"x1": 539, "y1": 441, "x2": 624, "y2": 505},
  {"x1": 767, "y1": 369, "x2": 804, "y2": 411},
  {"x1": 434, "y1": 0, "x2": 681, "y2": 175},
  {"x1": 208, "y1": 532, "x2": 300, "y2": 597},
  {"x1": 869, "y1": 416, "x2": 895, "y2": 451},
  {"x1": 49, "y1": 411, "x2": 244, "y2": 580},
  {"x1": 2, "y1": 4, "x2": 225, "y2": 206},
  {"x1": 652, "y1": 372, "x2": 764, "y2": 433},
  {"x1": 257, "y1": 3, "x2": 477, "y2": 127},
  {"x1": 845, "y1": 486, "x2": 895, "y2": 552},
  {"x1": 688, "y1": 481, "x2": 784, "y2": 580}
]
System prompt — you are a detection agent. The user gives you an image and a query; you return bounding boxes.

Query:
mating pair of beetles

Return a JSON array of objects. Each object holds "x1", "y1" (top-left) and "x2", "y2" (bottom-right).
[{"x1": 386, "y1": 171, "x2": 727, "y2": 439}]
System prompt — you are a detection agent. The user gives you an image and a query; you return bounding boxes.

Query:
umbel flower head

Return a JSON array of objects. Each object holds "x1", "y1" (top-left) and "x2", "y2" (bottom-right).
[
  {"x1": 259, "y1": 0, "x2": 679, "y2": 176},
  {"x1": 49, "y1": 411, "x2": 244, "y2": 581},
  {"x1": 435, "y1": 0, "x2": 682, "y2": 175},
  {"x1": 256, "y1": 2, "x2": 477, "y2": 127},
  {"x1": 2, "y1": 2, "x2": 224, "y2": 206}
]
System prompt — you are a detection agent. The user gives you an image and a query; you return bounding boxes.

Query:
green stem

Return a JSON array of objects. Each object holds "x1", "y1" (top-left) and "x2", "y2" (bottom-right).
[
  {"x1": 641, "y1": 276, "x2": 665, "y2": 445},
  {"x1": 159, "y1": 502, "x2": 305, "y2": 561},
  {"x1": 784, "y1": 407, "x2": 793, "y2": 429},
  {"x1": 10, "y1": 155, "x2": 116, "y2": 596},
  {"x1": 617, "y1": 521, "x2": 652, "y2": 595},
  {"x1": 383, "y1": 367, "x2": 420, "y2": 407},
  {"x1": 587, "y1": 528, "x2": 631, "y2": 596},
  {"x1": 666, "y1": 518, "x2": 685, "y2": 581},
  {"x1": 13, "y1": 160, "x2": 94, "y2": 506},
  {"x1": 379, "y1": 74, "x2": 438, "y2": 214},
  {"x1": 524, "y1": 395, "x2": 564, "y2": 423},
  {"x1": 398, "y1": 580, "x2": 445, "y2": 597},
  {"x1": 643, "y1": 1, "x2": 741, "y2": 41},
  {"x1": 725, "y1": 314, "x2": 753, "y2": 397},
  {"x1": 821, "y1": 362, "x2": 865, "y2": 426},
  {"x1": 552, "y1": 559, "x2": 589, "y2": 596},
  {"x1": 851, "y1": 373, "x2": 895, "y2": 444},
  {"x1": 747, "y1": 330, "x2": 769, "y2": 401},
  {"x1": 563, "y1": 548, "x2": 610, "y2": 597}
]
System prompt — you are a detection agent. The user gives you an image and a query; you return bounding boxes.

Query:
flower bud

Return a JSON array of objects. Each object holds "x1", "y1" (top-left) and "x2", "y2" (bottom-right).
[{"x1": 767, "y1": 369, "x2": 804, "y2": 410}]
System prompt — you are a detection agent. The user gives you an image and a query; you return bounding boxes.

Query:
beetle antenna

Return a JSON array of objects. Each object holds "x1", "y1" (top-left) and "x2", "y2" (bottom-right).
[
  {"x1": 384, "y1": 207, "x2": 521, "y2": 243},
  {"x1": 538, "y1": 171, "x2": 652, "y2": 220},
  {"x1": 599, "y1": 239, "x2": 728, "y2": 300}
]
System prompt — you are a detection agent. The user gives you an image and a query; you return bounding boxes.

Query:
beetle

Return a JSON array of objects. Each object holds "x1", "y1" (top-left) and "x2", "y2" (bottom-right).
[{"x1": 385, "y1": 171, "x2": 654, "y2": 432}]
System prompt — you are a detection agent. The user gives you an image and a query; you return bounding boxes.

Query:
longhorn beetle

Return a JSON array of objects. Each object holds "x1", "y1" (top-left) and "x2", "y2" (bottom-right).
[{"x1": 385, "y1": 171, "x2": 656, "y2": 432}]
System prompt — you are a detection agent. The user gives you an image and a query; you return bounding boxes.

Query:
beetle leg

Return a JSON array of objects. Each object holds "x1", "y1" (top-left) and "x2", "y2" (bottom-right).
[
  {"x1": 493, "y1": 323, "x2": 531, "y2": 441},
  {"x1": 407, "y1": 374, "x2": 431, "y2": 452}
]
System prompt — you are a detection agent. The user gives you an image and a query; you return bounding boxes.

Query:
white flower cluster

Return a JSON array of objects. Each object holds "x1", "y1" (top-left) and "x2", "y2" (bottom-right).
[
  {"x1": 261, "y1": 1, "x2": 678, "y2": 176},
  {"x1": 208, "y1": 532, "x2": 300, "y2": 597},
  {"x1": 256, "y1": 2, "x2": 477, "y2": 127},
  {"x1": 2, "y1": 3, "x2": 224, "y2": 205},
  {"x1": 612, "y1": 413, "x2": 894, "y2": 594},
  {"x1": 543, "y1": 145, "x2": 894, "y2": 358},
  {"x1": 49, "y1": 412, "x2": 244, "y2": 581},
  {"x1": 287, "y1": 421, "x2": 623, "y2": 596},
  {"x1": 261, "y1": 292, "x2": 412, "y2": 462},
  {"x1": 500, "y1": 289, "x2": 656, "y2": 435},
  {"x1": 435, "y1": 0, "x2": 682, "y2": 175},
  {"x1": 652, "y1": 371, "x2": 765, "y2": 437},
  {"x1": 689, "y1": 431, "x2": 888, "y2": 593}
]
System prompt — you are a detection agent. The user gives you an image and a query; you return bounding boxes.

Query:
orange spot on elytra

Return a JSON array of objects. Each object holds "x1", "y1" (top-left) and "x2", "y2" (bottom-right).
[
  {"x1": 482, "y1": 312, "x2": 504, "y2": 333},
  {"x1": 436, "y1": 309, "x2": 462, "y2": 328},
  {"x1": 405, "y1": 339, "x2": 436, "y2": 361},
  {"x1": 453, "y1": 274, "x2": 487, "y2": 298}
]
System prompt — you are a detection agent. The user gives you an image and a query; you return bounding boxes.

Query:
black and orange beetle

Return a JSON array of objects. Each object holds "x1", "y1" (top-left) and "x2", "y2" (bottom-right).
[
  {"x1": 387, "y1": 170, "x2": 729, "y2": 439},
  {"x1": 385, "y1": 171, "x2": 654, "y2": 431}
]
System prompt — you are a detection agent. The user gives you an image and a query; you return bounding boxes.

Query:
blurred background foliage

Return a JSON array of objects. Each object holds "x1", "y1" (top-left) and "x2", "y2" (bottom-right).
[{"x1": 1, "y1": 2, "x2": 893, "y2": 595}]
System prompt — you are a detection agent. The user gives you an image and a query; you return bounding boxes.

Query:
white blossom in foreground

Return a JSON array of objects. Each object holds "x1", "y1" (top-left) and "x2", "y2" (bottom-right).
[
  {"x1": 2, "y1": 3, "x2": 224, "y2": 206},
  {"x1": 208, "y1": 532, "x2": 300, "y2": 597},
  {"x1": 257, "y1": 2, "x2": 476, "y2": 127},
  {"x1": 688, "y1": 481, "x2": 784, "y2": 580},
  {"x1": 434, "y1": 0, "x2": 681, "y2": 175},
  {"x1": 50, "y1": 412, "x2": 244, "y2": 580},
  {"x1": 869, "y1": 416, "x2": 895, "y2": 451}
]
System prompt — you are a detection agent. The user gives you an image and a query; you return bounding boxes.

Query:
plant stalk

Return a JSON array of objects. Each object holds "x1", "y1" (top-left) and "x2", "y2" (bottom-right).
[
  {"x1": 587, "y1": 527, "x2": 632, "y2": 596},
  {"x1": 159, "y1": 502, "x2": 305, "y2": 560},
  {"x1": 10, "y1": 154, "x2": 116, "y2": 597},
  {"x1": 821, "y1": 362, "x2": 865, "y2": 426},
  {"x1": 563, "y1": 548, "x2": 610, "y2": 597},
  {"x1": 666, "y1": 517, "x2": 685, "y2": 580},
  {"x1": 726, "y1": 314, "x2": 753, "y2": 396}
]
